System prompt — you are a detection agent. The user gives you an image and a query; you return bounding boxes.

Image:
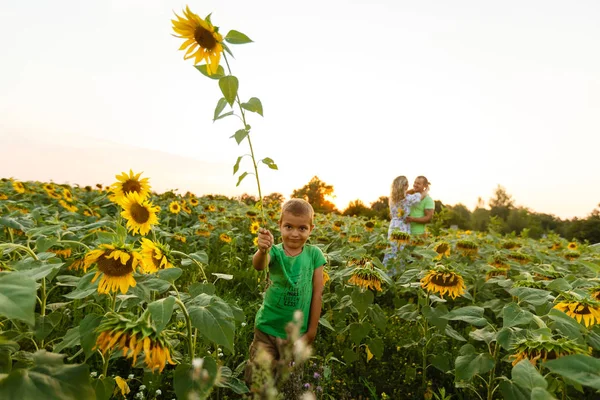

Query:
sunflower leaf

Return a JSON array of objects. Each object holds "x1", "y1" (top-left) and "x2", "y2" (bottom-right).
[
  {"x1": 195, "y1": 64, "x2": 225, "y2": 80},
  {"x1": 261, "y1": 157, "x2": 278, "y2": 170},
  {"x1": 233, "y1": 156, "x2": 243, "y2": 175},
  {"x1": 236, "y1": 172, "x2": 249, "y2": 187},
  {"x1": 231, "y1": 130, "x2": 248, "y2": 145},
  {"x1": 213, "y1": 98, "x2": 229, "y2": 121},
  {"x1": 240, "y1": 98, "x2": 263, "y2": 116},
  {"x1": 225, "y1": 30, "x2": 253, "y2": 45},
  {"x1": 214, "y1": 111, "x2": 234, "y2": 121},
  {"x1": 0, "y1": 272, "x2": 37, "y2": 326},
  {"x1": 219, "y1": 76, "x2": 239, "y2": 106}
]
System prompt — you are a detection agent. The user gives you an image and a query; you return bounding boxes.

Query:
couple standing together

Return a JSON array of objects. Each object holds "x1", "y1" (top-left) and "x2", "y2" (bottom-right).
[{"x1": 383, "y1": 175, "x2": 434, "y2": 265}]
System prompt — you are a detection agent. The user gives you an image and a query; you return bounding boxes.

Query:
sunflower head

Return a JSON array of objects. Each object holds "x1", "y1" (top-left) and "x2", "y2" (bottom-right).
[
  {"x1": 196, "y1": 228, "x2": 211, "y2": 237},
  {"x1": 219, "y1": 233, "x2": 232, "y2": 243},
  {"x1": 94, "y1": 312, "x2": 176, "y2": 373},
  {"x1": 140, "y1": 238, "x2": 174, "y2": 273},
  {"x1": 564, "y1": 250, "x2": 580, "y2": 261},
  {"x1": 189, "y1": 197, "x2": 199, "y2": 207},
  {"x1": 347, "y1": 257, "x2": 384, "y2": 292},
  {"x1": 12, "y1": 181, "x2": 25, "y2": 194},
  {"x1": 510, "y1": 333, "x2": 589, "y2": 366},
  {"x1": 172, "y1": 7, "x2": 224, "y2": 75},
  {"x1": 365, "y1": 221, "x2": 375, "y2": 232},
  {"x1": 348, "y1": 234, "x2": 362, "y2": 243},
  {"x1": 433, "y1": 241, "x2": 451, "y2": 260},
  {"x1": 490, "y1": 253, "x2": 509, "y2": 268},
  {"x1": 554, "y1": 295, "x2": 600, "y2": 327},
  {"x1": 421, "y1": 265, "x2": 466, "y2": 299},
  {"x1": 567, "y1": 242, "x2": 578, "y2": 250},
  {"x1": 120, "y1": 192, "x2": 160, "y2": 236},
  {"x1": 456, "y1": 240, "x2": 479, "y2": 256},
  {"x1": 502, "y1": 240, "x2": 520, "y2": 250},
  {"x1": 109, "y1": 170, "x2": 151, "y2": 205},
  {"x1": 486, "y1": 267, "x2": 509, "y2": 281},
  {"x1": 390, "y1": 229, "x2": 411, "y2": 245},
  {"x1": 85, "y1": 244, "x2": 143, "y2": 294},
  {"x1": 508, "y1": 251, "x2": 532, "y2": 264},
  {"x1": 249, "y1": 221, "x2": 260, "y2": 234},
  {"x1": 169, "y1": 201, "x2": 182, "y2": 214}
]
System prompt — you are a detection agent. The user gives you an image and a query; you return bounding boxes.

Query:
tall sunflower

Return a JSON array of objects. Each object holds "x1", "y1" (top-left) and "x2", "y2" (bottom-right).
[
  {"x1": 109, "y1": 170, "x2": 151, "y2": 205},
  {"x1": 433, "y1": 241, "x2": 451, "y2": 260},
  {"x1": 84, "y1": 244, "x2": 143, "y2": 294},
  {"x1": 172, "y1": 7, "x2": 224, "y2": 75},
  {"x1": 510, "y1": 334, "x2": 589, "y2": 366},
  {"x1": 347, "y1": 257, "x2": 385, "y2": 292},
  {"x1": 421, "y1": 265, "x2": 466, "y2": 299},
  {"x1": 140, "y1": 239, "x2": 174, "y2": 273},
  {"x1": 120, "y1": 192, "x2": 160, "y2": 236}
]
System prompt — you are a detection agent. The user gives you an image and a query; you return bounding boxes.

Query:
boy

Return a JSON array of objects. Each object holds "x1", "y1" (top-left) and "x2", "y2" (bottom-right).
[{"x1": 245, "y1": 198, "x2": 326, "y2": 384}]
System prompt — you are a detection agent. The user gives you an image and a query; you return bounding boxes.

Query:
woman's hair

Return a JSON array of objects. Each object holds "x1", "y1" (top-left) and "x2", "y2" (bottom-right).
[
  {"x1": 416, "y1": 175, "x2": 431, "y2": 188},
  {"x1": 389, "y1": 176, "x2": 409, "y2": 207},
  {"x1": 280, "y1": 198, "x2": 314, "y2": 224}
]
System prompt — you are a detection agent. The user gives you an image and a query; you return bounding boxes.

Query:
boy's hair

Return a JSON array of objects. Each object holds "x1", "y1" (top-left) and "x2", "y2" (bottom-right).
[{"x1": 280, "y1": 198, "x2": 314, "y2": 224}]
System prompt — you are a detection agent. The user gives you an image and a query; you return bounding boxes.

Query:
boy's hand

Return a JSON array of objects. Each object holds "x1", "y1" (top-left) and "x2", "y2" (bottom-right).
[
  {"x1": 257, "y1": 228, "x2": 274, "y2": 254},
  {"x1": 299, "y1": 330, "x2": 316, "y2": 345}
]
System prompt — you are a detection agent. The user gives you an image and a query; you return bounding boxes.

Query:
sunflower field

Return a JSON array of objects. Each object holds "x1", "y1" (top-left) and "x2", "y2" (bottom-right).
[{"x1": 1, "y1": 175, "x2": 600, "y2": 400}]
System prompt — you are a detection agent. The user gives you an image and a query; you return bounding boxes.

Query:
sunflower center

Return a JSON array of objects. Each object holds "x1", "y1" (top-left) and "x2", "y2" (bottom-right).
[
  {"x1": 194, "y1": 26, "x2": 217, "y2": 50},
  {"x1": 122, "y1": 179, "x2": 142, "y2": 194},
  {"x1": 130, "y1": 203, "x2": 150, "y2": 223},
  {"x1": 573, "y1": 305, "x2": 591, "y2": 315},
  {"x1": 97, "y1": 254, "x2": 135, "y2": 277},
  {"x1": 431, "y1": 273, "x2": 459, "y2": 287}
]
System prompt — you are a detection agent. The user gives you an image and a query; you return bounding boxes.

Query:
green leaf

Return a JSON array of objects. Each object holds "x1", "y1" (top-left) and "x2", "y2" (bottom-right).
[
  {"x1": 79, "y1": 314, "x2": 102, "y2": 360},
  {"x1": 189, "y1": 282, "x2": 216, "y2": 297},
  {"x1": 443, "y1": 306, "x2": 488, "y2": 327},
  {"x1": 547, "y1": 308, "x2": 585, "y2": 340},
  {"x1": 195, "y1": 64, "x2": 225, "y2": 80},
  {"x1": 92, "y1": 376, "x2": 115, "y2": 400},
  {"x1": 188, "y1": 251, "x2": 209, "y2": 265},
  {"x1": 34, "y1": 312, "x2": 63, "y2": 341},
  {"x1": 431, "y1": 352, "x2": 452, "y2": 372},
  {"x1": 214, "y1": 111, "x2": 234, "y2": 121},
  {"x1": 53, "y1": 327, "x2": 80, "y2": 354},
  {"x1": 512, "y1": 359, "x2": 548, "y2": 391},
  {"x1": 213, "y1": 97, "x2": 229, "y2": 121},
  {"x1": 319, "y1": 317, "x2": 335, "y2": 331},
  {"x1": 422, "y1": 304, "x2": 449, "y2": 332},
  {"x1": 351, "y1": 288, "x2": 373, "y2": 317},
  {"x1": 233, "y1": 156, "x2": 243, "y2": 175},
  {"x1": 544, "y1": 354, "x2": 600, "y2": 390},
  {"x1": 63, "y1": 272, "x2": 97, "y2": 300},
  {"x1": 499, "y1": 381, "x2": 530, "y2": 400},
  {"x1": 503, "y1": 302, "x2": 534, "y2": 328},
  {"x1": 173, "y1": 359, "x2": 218, "y2": 400},
  {"x1": 11, "y1": 258, "x2": 64, "y2": 281},
  {"x1": 216, "y1": 366, "x2": 249, "y2": 394},
  {"x1": 530, "y1": 387, "x2": 556, "y2": 400},
  {"x1": 36, "y1": 237, "x2": 58, "y2": 253},
  {"x1": 219, "y1": 76, "x2": 239, "y2": 106},
  {"x1": 454, "y1": 344, "x2": 495, "y2": 381},
  {"x1": 348, "y1": 322, "x2": 370, "y2": 345},
  {"x1": 395, "y1": 303, "x2": 418, "y2": 321},
  {"x1": 469, "y1": 326, "x2": 496, "y2": 345},
  {"x1": 366, "y1": 337, "x2": 383, "y2": 360},
  {"x1": 231, "y1": 129, "x2": 248, "y2": 145},
  {"x1": 508, "y1": 287, "x2": 552, "y2": 306},
  {"x1": 367, "y1": 304, "x2": 387, "y2": 332},
  {"x1": 188, "y1": 294, "x2": 235, "y2": 352},
  {"x1": 158, "y1": 267, "x2": 182, "y2": 283},
  {"x1": 0, "y1": 350, "x2": 95, "y2": 400},
  {"x1": 241, "y1": 97, "x2": 263, "y2": 116},
  {"x1": 343, "y1": 348, "x2": 358, "y2": 363},
  {"x1": 0, "y1": 272, "x2": 37, "y2": 325},
  {"x1": 224, "y1": 30, "x2": 253, "y2": 44},
  {"x1": 236, "y1": 172, "x2": 249, "y2": 187},
  {"x1": 445, "y1": 325, "x2": 466, "y2": 342},
  {"x1": 261, "y1": 157, "x2": 278, "y2": 170},
  {"x1": 148, "y1": 297, "x2": 176, "y2": 333}
]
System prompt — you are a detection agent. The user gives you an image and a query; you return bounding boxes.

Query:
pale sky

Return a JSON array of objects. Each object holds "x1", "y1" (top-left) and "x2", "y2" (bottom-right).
[{"x1": 1, "y1": 0, "x2": 599, "y2": 219}]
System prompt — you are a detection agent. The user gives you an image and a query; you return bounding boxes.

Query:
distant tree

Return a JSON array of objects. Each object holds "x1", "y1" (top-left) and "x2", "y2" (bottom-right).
[
  {"x1": 342, "y1": 199, "x2": 371, "y2": 217},
  {"x1": 291, "y1": 176, "x2": 337, "y2": 214},
  {"x1": 445, "y1": 203, "x2": 472, "y2": 230},
  {"x1": 471, "y1": 207, "x2": 491, "y2": 232},
  {"x1": 370, "y1": 196, "x2": 389, "y2": 220}
]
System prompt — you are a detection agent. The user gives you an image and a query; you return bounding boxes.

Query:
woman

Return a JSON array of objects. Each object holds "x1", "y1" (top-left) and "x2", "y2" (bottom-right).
[{"x1": 383, "y1": 176, "x2": 429, "y2": 266}]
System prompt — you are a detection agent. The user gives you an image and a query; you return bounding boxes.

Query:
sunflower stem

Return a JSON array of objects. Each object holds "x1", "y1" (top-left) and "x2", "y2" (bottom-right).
[
  {"x1": 174, "y1": 298, "x2": 195, "y2": 362},
  {"x1": 110, "y1": 292, "x2": 117, "y2": 312},
  {"x1": 57, "y1": 240, "x2": 91, "y2": 251},
  {"x1": 171, "y1": 250, "x2": 208, "y2": 283},
  {"x1": 486, "y1": 343, "x2": 499, "y2": 400}
]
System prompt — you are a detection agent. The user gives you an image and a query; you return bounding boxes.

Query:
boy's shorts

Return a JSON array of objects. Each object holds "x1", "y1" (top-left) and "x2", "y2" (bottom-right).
[{"x1": 244, "y1": 329, "x2": 288, "y2": 386}]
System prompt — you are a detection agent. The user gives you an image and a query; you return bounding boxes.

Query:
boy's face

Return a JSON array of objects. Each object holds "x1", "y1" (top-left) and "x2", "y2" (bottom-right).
[{"x1": 279, "y1": 211, "x2": 313, "y2": 252}]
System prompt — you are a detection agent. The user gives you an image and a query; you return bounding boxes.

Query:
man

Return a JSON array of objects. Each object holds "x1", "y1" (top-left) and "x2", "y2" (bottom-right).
[{"x1": 405, "y1": 176, "x2": 434, "y2": 236}]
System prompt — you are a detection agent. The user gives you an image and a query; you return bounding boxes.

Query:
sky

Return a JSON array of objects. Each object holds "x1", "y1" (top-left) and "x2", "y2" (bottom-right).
[{"x1": 1, "y1": 0, "x2": 599, "y2": 219}]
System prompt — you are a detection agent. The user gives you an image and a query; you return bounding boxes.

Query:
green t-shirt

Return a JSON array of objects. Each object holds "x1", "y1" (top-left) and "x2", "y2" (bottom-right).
[
  {"x1": 409, "y1": 195, "x2": 435, "y2": 235},
  {"x1": 255, "y1": 244, "x2": 326, "y2": 339}
]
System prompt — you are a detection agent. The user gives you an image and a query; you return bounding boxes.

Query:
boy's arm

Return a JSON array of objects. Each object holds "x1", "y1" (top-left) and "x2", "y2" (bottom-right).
[
  {"x1": 301, "y1": 265, "x2": 324, "y2": 344},
  {"x1": 252, "y1": 228, "x2": 273, "y2": 271}
]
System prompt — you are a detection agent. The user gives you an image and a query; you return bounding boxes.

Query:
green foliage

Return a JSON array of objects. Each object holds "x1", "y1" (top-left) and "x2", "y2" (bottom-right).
[{"x1": 291, "y1": 176, "x2": 338, "y2": 214}]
